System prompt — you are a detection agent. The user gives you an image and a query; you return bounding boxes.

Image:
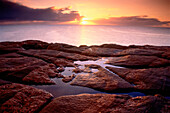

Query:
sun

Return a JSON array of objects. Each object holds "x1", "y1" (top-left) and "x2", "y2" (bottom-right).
[
  {"x1": 80, "y1": 21, "x2": 88, "y2": 25},
  {"x1": 80, "y1": 18, "x2": 95, "y2": 25}
]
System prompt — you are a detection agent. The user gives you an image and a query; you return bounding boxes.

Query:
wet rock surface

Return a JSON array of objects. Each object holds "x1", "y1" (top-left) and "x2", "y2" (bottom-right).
[
  {"x1": 105, "y1": 55, "x2": 170, "y2": 68},
  {"x1": 0, "y1": 40, "x2": 170, "y2": 113},
  {"x1": 0, "y1": 83, "x2": 53, "y2": 113},
  {"x1": 40, "y1": 94, "x2": 169, "y2": 113},
  {"x1": 106, "y1": 66, "x2": 170, "y2": 95},
  {"x1": 71, "y1": 67, "x2": 133, "y2": 92}
]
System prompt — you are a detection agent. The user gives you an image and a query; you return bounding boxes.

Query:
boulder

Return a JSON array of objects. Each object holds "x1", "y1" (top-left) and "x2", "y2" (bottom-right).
[
  {"x1": 18, "y1": 49, "x2": 97, "y2": 63},
  {"x1": 0, "y1": 42, "x2": 22, "y2": 54},
  {"x1": 0, "y1": 79, "x2": 11, "y2": 85},
  {"x1": 47, "y1": 43, "x2": 84, "y2": 53},
  {"x1": 115, "y1": 48, "x2": 164, "y2": 57},
  {"x1": 0, "y1": 83, "x2": 53, "y2": 113},
  {"x1": 105, "y1": 55, "x2": 170, "y2": 68},
  {"x1": 62, "y1": 74, "x2": 76, "y2": 83},
  {"x1": 106, "y1": 66, "x2": 170, "y2": 95},
  {"x1": 81, "y1": 47, "x2": 122, "y2": 57},
  {"x1": 72, "y1": 67, "x2": 83, "y2": 73},
  {"x1": 21, "y1": 40, "x2": 49, "y2": 50},
  {"x1": 70, "y1": 67, "x2": 133, "y2": 92},
  {"x1": 40, "y1": 94, "x2": 169, "y2": 113},
  {"x1": 0, "y1": 56, "x2": 47, "y2": 83},
  {"x1": 85, "y1": 64, "x2": 102, "y2": 69},
  {"x1": 22, "y1": 64, "x2": 57, "y2": 85}
]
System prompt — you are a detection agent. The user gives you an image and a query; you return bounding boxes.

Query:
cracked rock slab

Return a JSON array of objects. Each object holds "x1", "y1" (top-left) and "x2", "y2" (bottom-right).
[
  {"x1": 40, "y1": 94, "x2": 169, "y2": 113},
  {"x1": 22, "y1": 64, "x2": 57, "y2": 85},
  {"x1": 0, "y1": 83, "x2": 53, "y2": 113},
  {"x1": 106, "y1": 66, "x2": 170, "y2": 95},
  {"x1": 70, "y1": 67, "x2": 133, "y2": 92},
  {"x1": 105, "y1": 55, "x2": 170, "y2": 68}
]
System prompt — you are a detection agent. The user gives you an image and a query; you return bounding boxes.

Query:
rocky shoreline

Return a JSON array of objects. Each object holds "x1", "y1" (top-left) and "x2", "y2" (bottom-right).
[{"x1": 0, "y1": 40, "x2": 169, "y2": 113}]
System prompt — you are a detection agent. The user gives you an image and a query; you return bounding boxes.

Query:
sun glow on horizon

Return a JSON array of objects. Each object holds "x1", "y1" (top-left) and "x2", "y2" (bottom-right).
[{"x1": 80, "y1": 18, "x2": 96, "y2": 25}]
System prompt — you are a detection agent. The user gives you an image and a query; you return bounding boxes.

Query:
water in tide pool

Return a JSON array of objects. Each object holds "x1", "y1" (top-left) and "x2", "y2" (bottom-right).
[{"x1": 0, "y1": 24, "x2": 170, "y2": 46}]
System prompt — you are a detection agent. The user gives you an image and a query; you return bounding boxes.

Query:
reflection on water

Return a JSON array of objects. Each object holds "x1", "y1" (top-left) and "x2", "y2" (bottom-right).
[
  {"x1": 0, "y1": 25, "x2": 170, "y2": 46},
  {"x1": 33, "y1": 58, "x2": 146, "y2": 98},
  {"x1": 33, "y1": 78, "x2": 145, "y2": 98}
]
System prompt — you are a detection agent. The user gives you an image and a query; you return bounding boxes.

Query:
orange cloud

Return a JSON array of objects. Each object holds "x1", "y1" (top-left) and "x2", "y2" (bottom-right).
[{"x1": 92, "y1": 16, "x2": 170, "y2": 27}]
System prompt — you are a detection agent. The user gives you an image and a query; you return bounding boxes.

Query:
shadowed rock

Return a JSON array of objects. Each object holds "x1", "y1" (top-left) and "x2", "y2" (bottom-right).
[
  {"x1": 70, "y1": 67, "x2": 133, "y2": 92},
  {"x1": 47, "y1": 43, "x2": 85, "y2": 53},
  {"x1": 72, "y1": 67, "x2": 83, "y2": 73},
  {"x1": 22, "y1": 64, "x2": 57, "y2": 85},
  {"x1": 62, "y1": 74, "x2": 76, "y2": 83},
  {"x1": 0, "y1": 56, "x2": 47, "y2": 83},
  {"x1": 81, "y1": 47, "x2": 122, "y2": 57},
  {"x1": 21, "y1": 40, "x2": 49, "y2": 50},
  {"x1": 106, "y1": 66, "x2": 170, "y2": 95},
  {"x1": 115, "y1": 48, "x2": 164, "y2": 57},
  {"x1": 97, "y1": 43, "x2": 128, "y2": 49},
  {"x1": 40, "y1": 94, "x2": 169, "y2": 113},
  {"x1": 0, "y1": 42, "x2": 23, "y2": 54},
  {"x1": 162, "y1": 51, "x2": 170, "y2": 59},
  {"x1": 85, "y1": 64, "x2": 102, "y2": 69},
  {"x1": 0, "y1": 83, "x2": 53, "y2": 113},
  {"x1": 18, "y1": 49, "x2": 97, "y2": 63},
  {"x1": 0, "y1": 79, "x2": 11, "y2": 85},
  {"x1": 105, "y1": 55, "x2": 170, "y2": 68},
  {"x1": 0, "y1": 53, "x2": 23, "y2": 59}
]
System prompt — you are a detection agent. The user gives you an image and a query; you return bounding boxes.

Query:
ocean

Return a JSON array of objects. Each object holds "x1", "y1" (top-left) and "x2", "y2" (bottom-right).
[{"x1": 0, "y1": 24, "x2": 170, "y2": 46}]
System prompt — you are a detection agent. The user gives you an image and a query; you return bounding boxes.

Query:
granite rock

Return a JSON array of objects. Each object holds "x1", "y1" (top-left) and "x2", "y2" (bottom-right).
[
  {"x1": 70, "y1": 67, "x2": 133, "y2": 92},
  {"x1": 0, "y1": 83, "x2": 53, "y2": 113},
  {"x1": 106, "y1": 66, "x2": 170, "y2": 95},
  {"x1": 105, "y1": 55, "x2": 170, "y2": 68},
  {"x1": 40, "y1": 94, "x2": 169, "y2": 113}
]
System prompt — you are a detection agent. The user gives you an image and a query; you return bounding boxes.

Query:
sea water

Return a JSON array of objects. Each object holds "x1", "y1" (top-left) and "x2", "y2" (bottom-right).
[{"x1": 0, "y1": 24, "x2": 170, "y2": 46}]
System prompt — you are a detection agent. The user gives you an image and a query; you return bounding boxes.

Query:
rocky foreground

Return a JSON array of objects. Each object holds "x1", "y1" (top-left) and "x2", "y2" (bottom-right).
[{"x1": 0, "y1": 40, "x2": 170, "y2": 113}]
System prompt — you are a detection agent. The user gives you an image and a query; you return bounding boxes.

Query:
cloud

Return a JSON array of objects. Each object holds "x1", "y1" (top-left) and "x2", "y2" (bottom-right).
[
  {"x1": 93, "y1": 16, "x2": 170, "y2": 27},
  {"x1": 0, "y1": 0, "x2": 81, "y2": 22}
]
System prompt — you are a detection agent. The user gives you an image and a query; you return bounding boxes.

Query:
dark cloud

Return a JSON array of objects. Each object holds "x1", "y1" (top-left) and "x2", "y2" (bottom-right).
[
  {"x1": 93, "y1": 16, "x2": 170, "y2": 27},
  {"x1": 0, "y1": 0, "x2": 81, "y2": 22}
]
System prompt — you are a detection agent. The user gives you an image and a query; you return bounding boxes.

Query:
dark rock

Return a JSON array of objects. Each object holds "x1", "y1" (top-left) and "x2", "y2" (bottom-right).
[
  {"x1": 18, "y1": 49, "x2": 97, "y2": 63},
  {"x1": 56, "y1": 73, "x2": 64, "y2": 78},
  {"x1": 22, "y1": 64, "x2": 57, "y2": 85},
  {"x1": 83, "y1": 67, "x2": 93, "y2": 73},
  {"x1": 21, "y1": 40, "x2": 49, "y2": 50},
  {"x1": 0, "y1": 42, "x2": 23, "y2": 54},
  {"x1": 162, "y1": 51, "x2": 170, "y2": 59},
  {"x1": 85, "y1": 64, "x2": 102, "y2": 69},
  {"x1": 47, "y1": 43, "x2": 85, "y2": 53},
  {"x1": 0, "y1": 79, "x2": 11, "y2": 85},
  {"x1": 105, "y1": 55, "x2": 170, "y2": 68},
  {"x1": 0, "y1": 56, "x2": 47, "y2": 83},
  {"x1": 129, "y1": 44, "x2": 170, "y2": 52},
  {"x1": 106, "y1": 66, "x2": 170, "y2": 95},
  {"x1": 0, "y1": 53, "x2": 23, "y2": 59},
  {"x1": 54, "y1": 59, "x2": 75, "y2": 67},
  {"x1": 57, "y1": 67, "x2": 65, "y2": 72},
  {"x1": 72, "y1": 67, "x2": 83, "y2": 73},
  {"x1": 70, "y1": 67, "x2": 133, "y2": 92},
  {"x1": 115, "y1": 48, "x2": 164, "y2": 57},
  {"x1": 99, "y1": 43, "x2": 128, "y2": 49},
  {"x1": 0, "y1": 83, "x2": 53, "y2": 113},
  {"x1": 40, "y1": 94, "x2": 169, "y2": 113},
  {"x1": 81, "y1": 47, "x2": 122, "y2": 57},
  {"x1": 62, "y1": 74, "x2": 76, "y2": 83}
]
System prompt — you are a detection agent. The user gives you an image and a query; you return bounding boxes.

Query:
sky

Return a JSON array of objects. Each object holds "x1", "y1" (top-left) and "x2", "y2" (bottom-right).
[{"x1": 0, "y1": 0, "x2": 170, "y2": 27}]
